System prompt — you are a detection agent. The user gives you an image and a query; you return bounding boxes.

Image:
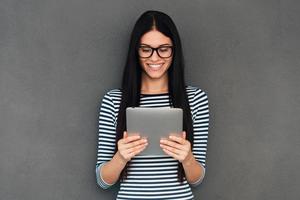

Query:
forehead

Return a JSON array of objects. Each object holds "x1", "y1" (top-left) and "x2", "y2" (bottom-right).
[{"x1": 140, "y1": 30, "x2": 172, "y2": 46}]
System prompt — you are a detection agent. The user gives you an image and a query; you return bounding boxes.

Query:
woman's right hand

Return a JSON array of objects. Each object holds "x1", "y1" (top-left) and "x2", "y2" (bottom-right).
[{"x1": 117, "y1": 131, "x2": 148, "y2": 163}]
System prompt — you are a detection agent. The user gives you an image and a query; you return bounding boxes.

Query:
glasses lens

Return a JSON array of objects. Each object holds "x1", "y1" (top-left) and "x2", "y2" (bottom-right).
[
  {"x1": 139, "y1": 47, "x2": 152, "y2": 58},
  {"x1": 158, "y1": 46, "x2": 172, "y2": 58}
]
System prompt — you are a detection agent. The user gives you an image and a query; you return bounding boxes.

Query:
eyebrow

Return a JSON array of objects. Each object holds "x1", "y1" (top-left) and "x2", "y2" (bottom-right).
[{"x1": 140, "y1": 43, "x2": 172, "y2": 47}]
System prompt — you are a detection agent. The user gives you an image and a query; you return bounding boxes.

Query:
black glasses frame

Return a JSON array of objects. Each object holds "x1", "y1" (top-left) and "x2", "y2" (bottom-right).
[{"x1": 138, "y1": 45, "x2": 174, "y2": 58}]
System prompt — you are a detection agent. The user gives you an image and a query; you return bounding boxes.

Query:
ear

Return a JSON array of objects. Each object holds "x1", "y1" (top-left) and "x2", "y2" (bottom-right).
[{"x1": 182, "y1": 131, "x2": 186, "y2": 139}]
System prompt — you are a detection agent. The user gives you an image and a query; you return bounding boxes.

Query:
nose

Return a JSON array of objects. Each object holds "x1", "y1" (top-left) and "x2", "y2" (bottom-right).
[{"x1": 150, "y1": 50, "x2": 160, "y2": 61}]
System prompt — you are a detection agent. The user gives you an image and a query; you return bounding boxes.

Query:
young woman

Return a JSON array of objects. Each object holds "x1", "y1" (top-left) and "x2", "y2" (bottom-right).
[{"x1": 96, "y1": 10, "x2": 210, "y2": 200}]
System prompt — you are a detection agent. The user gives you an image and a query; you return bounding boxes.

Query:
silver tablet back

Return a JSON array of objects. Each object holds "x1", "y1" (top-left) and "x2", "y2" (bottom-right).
[{"x1": 126, "y1": 107, "x2": 183, "y2": 155}]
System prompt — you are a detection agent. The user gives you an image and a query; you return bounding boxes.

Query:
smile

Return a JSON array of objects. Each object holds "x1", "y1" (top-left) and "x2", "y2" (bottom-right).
[{"x1": 147, "y1": 63, "x2": 164, "y2": 70}]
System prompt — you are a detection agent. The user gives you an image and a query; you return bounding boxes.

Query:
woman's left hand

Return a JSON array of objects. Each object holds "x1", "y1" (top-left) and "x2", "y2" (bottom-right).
[{"x1": 160, "y1": 131, "x2": 193, "y2": 163}]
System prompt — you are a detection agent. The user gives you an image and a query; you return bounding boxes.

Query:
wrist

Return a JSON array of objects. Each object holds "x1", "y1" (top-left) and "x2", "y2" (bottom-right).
[
  {"x1": 114, "y1": 151, "x2": 128, "y2": 166},
  {"x1": 182, "y1": 151, "x2": 195, "y2": 166}
]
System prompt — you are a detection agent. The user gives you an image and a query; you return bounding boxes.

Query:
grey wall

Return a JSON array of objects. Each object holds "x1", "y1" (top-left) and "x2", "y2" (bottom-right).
[{"x1": 0, "y1": 0, "x2": 299, "y2": 199}]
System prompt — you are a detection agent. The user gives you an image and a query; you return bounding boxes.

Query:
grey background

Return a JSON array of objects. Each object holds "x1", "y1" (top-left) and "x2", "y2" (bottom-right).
[{"x1": 0, "y1": 0, "x2": 299, "y2": 199}]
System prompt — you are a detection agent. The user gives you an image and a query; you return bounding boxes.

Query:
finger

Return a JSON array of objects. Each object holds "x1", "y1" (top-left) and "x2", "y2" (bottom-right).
[
  {"x1": 169, "y1": 134, "x2": 186, "y2": 145},
  {"x1": 132, "y1": 145, "x2": 147, "y2": 157},
  {"x1": 118, "y1": 131, "x2": 128, "y2": 146},
  {"x1": 118, "y1": 131, "x2": 130, "y2": 146},
  {"x1": 182, "y1": 131, "x2": 186, "y2": 140},
  {"x1": 123, "y1": 134, "x2": 141, "y2": 144},
  {"x1": 122, "y1": 150, "x2": 135, "y2": 160},
  {"x1": 123, "y1": 131, "x2": 128, "y2": 139},
  {"x1": 121, "y1": 148, "x2": 136, "y2": 159},
  {"x1": 162, "y1": 148, "x2": 181, "y2": 160},
  {"x1": 128, "y1": 142, "x2": 148, "y2": 154},
  {"x1": 160, "y1": 139, "x2": 183, "y2": 150},
  {"x1": 126, "y1": 143, "x2": 147, "y2": 158},
  {"x1": 160, "y1": 143, "x2": 181, "y2": 155},
  {"x1": 124, "y1": 138, "x2": 147, "y2": 150}
]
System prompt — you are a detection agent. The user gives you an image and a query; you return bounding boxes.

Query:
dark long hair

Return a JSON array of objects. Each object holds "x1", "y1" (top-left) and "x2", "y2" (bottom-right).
[{"x1": 115, "y1": 10, "x2": 194, "y2": 183}]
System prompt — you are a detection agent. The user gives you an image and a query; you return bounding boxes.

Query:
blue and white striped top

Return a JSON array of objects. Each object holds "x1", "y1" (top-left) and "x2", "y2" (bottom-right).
[{"x1": 96, "y1": 85, "x2": 210, "y2": 200}]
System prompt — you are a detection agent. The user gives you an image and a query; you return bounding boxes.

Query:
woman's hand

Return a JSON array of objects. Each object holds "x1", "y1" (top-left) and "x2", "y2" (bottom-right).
[
  {"x1": 160, "y1": 131, "x2": 193, "y2": 164},
  {"x1": 117, "y1": 131, "x2": 148, "y2": 164}
]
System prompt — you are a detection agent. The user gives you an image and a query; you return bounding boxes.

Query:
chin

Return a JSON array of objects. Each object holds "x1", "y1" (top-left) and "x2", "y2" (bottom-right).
[{"x1": 144, "y1": 70, "x2": 167, "y2": 79}]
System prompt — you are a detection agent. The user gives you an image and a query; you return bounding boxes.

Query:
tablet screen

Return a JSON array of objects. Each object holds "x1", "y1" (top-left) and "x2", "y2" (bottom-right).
[{"x1": 126, "y1": 107, "x2": 183, "y2": 156}]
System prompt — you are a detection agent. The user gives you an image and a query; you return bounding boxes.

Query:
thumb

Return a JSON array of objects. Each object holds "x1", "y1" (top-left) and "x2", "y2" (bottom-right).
[
  {"x1": 123, "y1": 131, "x2": 128, "y2": 139},
  {"x1": 182, "y1": 131, "x2": 186, "y2": 139}
]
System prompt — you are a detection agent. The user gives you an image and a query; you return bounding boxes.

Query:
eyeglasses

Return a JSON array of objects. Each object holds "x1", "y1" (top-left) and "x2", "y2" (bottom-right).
[{"x1": 138, "y1": 45, "x2": 173, "y2": 58}]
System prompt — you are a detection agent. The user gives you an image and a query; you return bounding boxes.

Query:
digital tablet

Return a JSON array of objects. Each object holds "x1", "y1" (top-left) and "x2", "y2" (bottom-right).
[{"x1": 126, "y1": 107, "x2": 183, "y2": 155}]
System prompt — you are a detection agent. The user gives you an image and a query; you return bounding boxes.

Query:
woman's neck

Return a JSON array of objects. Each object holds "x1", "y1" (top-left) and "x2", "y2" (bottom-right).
[{"x1": 141, "y1": 75, "x2": 168, "y2": 94}]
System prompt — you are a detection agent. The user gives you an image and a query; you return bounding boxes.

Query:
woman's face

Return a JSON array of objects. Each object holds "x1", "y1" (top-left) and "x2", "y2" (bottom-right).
[{"x1": 138, "y1": 30, "x2": 173, "y2": 80}]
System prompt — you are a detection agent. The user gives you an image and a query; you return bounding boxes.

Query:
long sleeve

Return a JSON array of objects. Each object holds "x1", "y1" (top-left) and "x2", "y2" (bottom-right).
[
  {"x1": 190, "y1": 88, "x2": 210, "y2": 187},
  {"x1": 95, "y1": 91, "x2": 117, "y2": 189}
]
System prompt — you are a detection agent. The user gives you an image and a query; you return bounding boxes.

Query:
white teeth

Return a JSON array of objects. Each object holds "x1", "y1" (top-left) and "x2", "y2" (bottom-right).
[{"x1": 148, "y1": 64, "x2": 163, "y2": 68}]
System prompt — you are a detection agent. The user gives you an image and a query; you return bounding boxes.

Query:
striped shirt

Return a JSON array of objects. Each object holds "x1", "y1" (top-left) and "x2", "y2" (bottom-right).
[{"x1": 96, "y1": 85, "x2": 210, "y2": 200}]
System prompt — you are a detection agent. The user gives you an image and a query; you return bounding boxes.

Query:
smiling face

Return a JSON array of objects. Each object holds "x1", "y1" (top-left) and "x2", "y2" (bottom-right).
[{"x1": 138, "y1": 29, "x2": 173, "y2": 81}]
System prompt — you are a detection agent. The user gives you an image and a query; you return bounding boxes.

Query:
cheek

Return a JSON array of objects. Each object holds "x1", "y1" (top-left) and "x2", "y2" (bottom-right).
[
  {"x1": 165, "y1": 58, "x2": 173, "y2": 69},
  {"x1": 139, "y1": 59, "x2": 146, "y2": 68}
]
